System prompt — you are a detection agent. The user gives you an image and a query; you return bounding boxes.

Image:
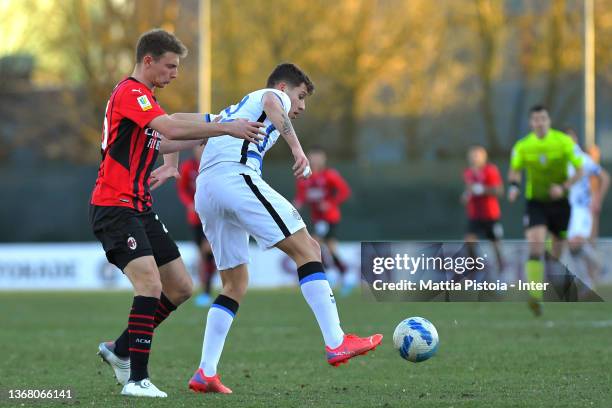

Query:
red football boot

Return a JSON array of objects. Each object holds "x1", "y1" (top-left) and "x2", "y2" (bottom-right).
[
  {"x1": 188, "y1": 368, "x2": 232, "y2": 394},
  {"x1": 326, "y1": 333, "x2": 383, "y2": 367}
]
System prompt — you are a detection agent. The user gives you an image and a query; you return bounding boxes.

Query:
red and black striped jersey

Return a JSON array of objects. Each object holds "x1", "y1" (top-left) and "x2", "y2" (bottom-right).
[{"x1": 90, "y1": 77, "x2": 165, "y2": 211}]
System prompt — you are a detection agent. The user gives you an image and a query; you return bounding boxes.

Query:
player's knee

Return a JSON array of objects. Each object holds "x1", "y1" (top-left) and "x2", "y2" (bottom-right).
[
  {"x1": 173, "y1": 279, "x2": 194, "y2": 305},
  {"x1": 137, "y1": 277, "x2": 163, "y2": 297},
  {"x1": 292, "y1": 236, "x2": 322, "y2": 263},
  {"x1": 568, "y1": 238, "x2": 583, "y2": 254},
  {"x1": 464, "y1": 234, "x2": 478, "y2": 243},
  {"x1": 569, "y1": 246, "x2": 583, "y2": 256},
  {"x1": 528, "y1": 242, "x2": 545, "y2": 257},
  {"x1": 126, "y1": 257, "x2": 163, "y2": 296},
  {"x1": 310, "y1": 237, "x2": 322, "y2": 261},
  {"x1": 221, "y1": 275, "x2": 248, "y2": 301},
  {"x1": 222, "y1": 283, "x2": 247, "y2": 302},
  {"x1": 527, "y1": 240, "x2": 545, "y2": 258}
]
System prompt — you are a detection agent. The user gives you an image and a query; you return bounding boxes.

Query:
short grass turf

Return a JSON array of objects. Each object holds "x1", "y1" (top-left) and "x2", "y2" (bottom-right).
[{"x1": 1, "y1": 289, "x2": 611, "y2": 407}]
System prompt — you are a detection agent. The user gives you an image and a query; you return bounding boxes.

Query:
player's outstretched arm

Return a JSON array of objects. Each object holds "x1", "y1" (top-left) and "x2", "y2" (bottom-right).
[
  {"x1": 149, "y1": 114, "x2": 264, "y2": 143},
  {"x1": 157, "y1": 113, "x2": 225, "y2": 154},
  {"x1": 262, "y1": 92, "x2": 309, "y2": 179},
  {"x1": 169, "y1": 112, "x2": 212, "y2": 122}
]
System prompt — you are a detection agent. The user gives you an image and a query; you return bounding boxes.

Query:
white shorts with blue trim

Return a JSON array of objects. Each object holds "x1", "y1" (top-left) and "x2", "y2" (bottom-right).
[
  {"x1": 568, "y1": 205, "x2": 593, "y2": 239},
  {"x1": 195, "y1": 162, "x2": 306, "y2": 270}
]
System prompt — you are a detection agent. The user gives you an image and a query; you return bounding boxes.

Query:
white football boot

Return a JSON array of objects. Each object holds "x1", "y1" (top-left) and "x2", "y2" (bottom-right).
[
  {"x1": 121, "y1": 378, "x2": 167, "y2": 398},
  {"x1": 97, "y1": 342, "x2": 130, "y2": 385}
]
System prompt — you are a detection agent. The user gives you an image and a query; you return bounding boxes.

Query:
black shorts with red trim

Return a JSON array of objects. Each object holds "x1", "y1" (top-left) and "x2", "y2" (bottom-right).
[
  {"x1": 467, "y1": 219, "x2": 503, "y2": 241},
  {"x1": 312, "y1": 220, "x2": 339, "y2": 240},
  {"x1": 89, "y1": 205, "x2": 180, "y2": 270}
]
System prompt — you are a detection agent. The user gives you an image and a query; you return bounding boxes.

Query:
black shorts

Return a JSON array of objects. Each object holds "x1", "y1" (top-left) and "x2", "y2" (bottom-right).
[
  {"x1": 524, "y1": 199, "x2": 570, "y2": 238},
  {"x1": 192, "y1": 224, "x2": 208, "y2": 246},
  {"x1": 312, "y1": 221, "x2": 338, "y2": 240},
  {"x1": 89, "y1": 205, "x2": 180, "y2": 270},
  {"x1": 467, "y1": 219, "x2": 503, "y2": 241}
]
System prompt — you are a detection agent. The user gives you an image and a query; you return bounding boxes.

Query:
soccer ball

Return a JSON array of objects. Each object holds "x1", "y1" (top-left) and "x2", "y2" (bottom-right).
[{"x1": 393, "y1": 317, "x2": 439, "y2": 362}]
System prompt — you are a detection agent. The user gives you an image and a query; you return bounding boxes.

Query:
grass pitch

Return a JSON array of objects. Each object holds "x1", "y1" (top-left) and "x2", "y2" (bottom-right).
[{"x1": 1, "y1": 289, "x2": 611, "y2": 407}]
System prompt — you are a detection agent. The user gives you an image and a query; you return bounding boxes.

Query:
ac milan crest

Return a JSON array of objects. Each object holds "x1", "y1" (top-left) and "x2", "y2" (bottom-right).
[{"x1": 127, "y1": 236, "x2": 138, "y2": 250}]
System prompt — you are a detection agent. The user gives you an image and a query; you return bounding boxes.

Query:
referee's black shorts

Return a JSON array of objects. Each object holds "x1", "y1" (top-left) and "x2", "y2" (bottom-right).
[
  {"x1": 89, "y1": 205, "x2": 180, "y2": 270},
  {"x1": 523, "y1": 199, "x2": 571, "y2": 238}
]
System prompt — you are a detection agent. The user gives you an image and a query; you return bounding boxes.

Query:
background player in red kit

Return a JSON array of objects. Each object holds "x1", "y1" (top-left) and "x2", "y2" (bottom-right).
[
  {"x1": 294, "y1": 147, "x2": 352, "y2": 294},
  {"x1": 177, "y1": 145, "x2": 216, "y2": 307},
  {"x1": 461, "y1": 145, "x2": 504, "y2": 271},
  {"x1": 89, "y1": 29, "x2": 264, "y2": 398}
]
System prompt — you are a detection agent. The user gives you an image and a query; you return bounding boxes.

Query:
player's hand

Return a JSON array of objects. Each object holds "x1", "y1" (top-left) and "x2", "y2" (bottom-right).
[
  {"x1": 292, "y1": 148, "x2": 310, "y2": 179},
  {"x1": 319, "y1": 200, "x2": 330, "y2": 212},
  {"x1": 549, "y1": 184, "x2": 564, "y2": 200},
  {"x1": 471, "y1": 183, "x2": 485, "y2": 196},
  {"x1": 224, "y1": 118, "x2": 265, "y2": 143},
  {"x1": 507, "y1": 186, "x2": 520, "y2": 203},
  {"x1": 149, "y1": 164, "x2": 180, "y2": 191}
]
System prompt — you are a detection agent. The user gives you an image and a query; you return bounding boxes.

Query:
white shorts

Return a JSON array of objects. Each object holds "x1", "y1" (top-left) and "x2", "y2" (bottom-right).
[
  {"x1": 195, "y1": 162, "x2": 306, "y2": 270},
  {"x1": 568, "y1": 205, "x2": 592, "y2": 239}
]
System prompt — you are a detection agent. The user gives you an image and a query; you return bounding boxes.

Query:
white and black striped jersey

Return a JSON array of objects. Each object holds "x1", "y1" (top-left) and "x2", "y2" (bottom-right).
[
  {"x1": 568, "y1": 147, "x2": 602, "y2": 208},
  {"x1": 199, "y1": 88, "x2": 291, "y2": 175}
]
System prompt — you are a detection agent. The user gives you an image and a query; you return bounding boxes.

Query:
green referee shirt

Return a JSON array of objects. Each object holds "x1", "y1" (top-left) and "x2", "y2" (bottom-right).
[{"x1": 510, "y1": 129, "x2": 583, "y2": 201}]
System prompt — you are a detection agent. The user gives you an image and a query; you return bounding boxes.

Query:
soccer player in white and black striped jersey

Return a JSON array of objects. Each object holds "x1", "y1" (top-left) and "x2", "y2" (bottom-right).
[{"x1": 186, "y1": 63, "x2": 383, "y2": 394}]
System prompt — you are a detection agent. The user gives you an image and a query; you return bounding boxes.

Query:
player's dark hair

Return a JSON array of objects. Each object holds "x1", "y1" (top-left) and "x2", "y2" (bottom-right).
[
  {"x1": 267, "y1": 63, "x2": 315, "y2": 95},
  {"x1": 529, "y1": 104, "x2": 548, "y2": 115},
  {"x1": 136, "y1": 29, "x2": 187, "y2": 63}
]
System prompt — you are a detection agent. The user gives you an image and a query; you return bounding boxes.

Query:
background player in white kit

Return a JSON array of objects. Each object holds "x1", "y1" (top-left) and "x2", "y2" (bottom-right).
[
  {"x1": 186, "y1": 63, "x2": 383, "y2": 394},
  {"x1": 565, "y1": 128, "x2": 609, "y2": 288}
]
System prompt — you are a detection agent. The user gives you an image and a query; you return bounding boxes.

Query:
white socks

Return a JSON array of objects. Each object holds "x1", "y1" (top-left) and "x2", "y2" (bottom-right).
[
  {"x1": 199, "y1": 263, "x2": 346, "y2": 377},
  {"x1": 298, "y1": 265, "x2": 345, "y2": 349},
  {"x1": 199, "y1": 296, "x2": 238, "y2": 377}
]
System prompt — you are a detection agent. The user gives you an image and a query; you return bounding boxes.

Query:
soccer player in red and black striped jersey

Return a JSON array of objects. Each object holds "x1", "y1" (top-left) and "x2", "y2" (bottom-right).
[
  {"x1": 90, "y1": 29, "x2": 264, "y2": 398},
  {"x1": 461, "y1": 146, "x2": 504, "y2": 272}
]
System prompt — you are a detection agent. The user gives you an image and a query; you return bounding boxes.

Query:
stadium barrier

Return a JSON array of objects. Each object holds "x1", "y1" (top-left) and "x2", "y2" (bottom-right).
[
  {"x1": 1, "y1": 241, "x2": 610, "y2": 291},
  {"x1": 0, "y1": 242, "x2": 361, "y2": 290}
]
